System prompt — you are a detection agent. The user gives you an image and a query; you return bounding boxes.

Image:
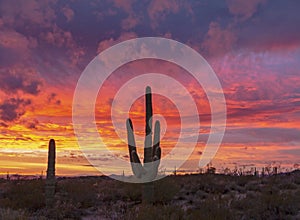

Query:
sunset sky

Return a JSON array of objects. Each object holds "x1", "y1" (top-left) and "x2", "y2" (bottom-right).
[{"x1": 0, "y1": 0, "x2": 300, "y2": 176}]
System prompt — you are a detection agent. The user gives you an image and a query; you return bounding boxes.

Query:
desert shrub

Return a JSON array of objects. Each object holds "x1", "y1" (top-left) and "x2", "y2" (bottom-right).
[
  {"x1": 292, "y1": 171, "x2": 300, "y2": 185},
  {"x1": 154, "y1": 177, "x2": 180, "y2": 203},
  {"x1": 226, "y1": 182, "x2": 238, "y2": 192},
  {"x1": 31, "y1": 200, "x2": 82, "y2": 220},
  {"x1": 120, "y1": 177, "x2": 180, "y2": 204},
  {"x1": 235, "y1": 175, "x2": 256, "y2": 187},
  {"x1": 278, "y1": 181, "x2": 298, "y2": 190},
  {"x1": 194, "y1": 190, "x2": 208, "y2": 201},
  {"x1": 259, "y1": 176, "x2": 269, "y2": 185},
  {"x1": 191, "y1": 180, "x2": 217, "y2": 194},
  {"x1": 210, "y1": 183, "x2": 228, "y2": 194},
  {"x1": 123, "y1": 182, "x2": 142, "y2": 202},
  {"x1": 52, "y1": 200, "x2": 82, "y2": 219},
  {"x1": 276, "y1": 191, "x2": 300, "y2": 216},
  {"x1": 0, "y1": 180, "x2": 44, "y2": 211},
  {"x1": 186, "y1": 196, "x2": 234, "y2": 220},
  {"x1": 257, "y1": 191, "x2": 299, "y2": 219},
  {"x1": 127, "y1": 204, "x2": 184, "y2": 220},
  {"x1": 195, "y1": 178, "x2": 227, "y2": 194},
  {"x1": 0, "y1": 208, "x2": 28, "y2": 220},
  {"x1": 96, "y1": 180, "x2": 129, "y2": 202},
  {"x1": 233, "y1": 185, "x2": 300, "y2": 220},
  {"x1": 57, "y1": 178, "x2": 97, "y2": 208},
  {"x1": 245, "y1": 181, "x2": 260, "y2": 191},
  {"x1": 294, "y1": 178, "x2": 300, "y2": 185}
]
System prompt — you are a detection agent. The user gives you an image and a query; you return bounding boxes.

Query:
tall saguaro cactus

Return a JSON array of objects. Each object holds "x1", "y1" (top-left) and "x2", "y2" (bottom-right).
[
  {"x1": 45, "y1": 139, "x2": 56, "y2": 208},
  {"x1": 126, "y1": 86, "x2": 161, "y2": 203}
]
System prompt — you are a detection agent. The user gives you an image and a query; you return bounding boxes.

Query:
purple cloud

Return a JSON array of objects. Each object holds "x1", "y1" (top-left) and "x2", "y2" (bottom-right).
[{"x1": 0, "y1": 98, "x2": 31, "y2": 122}]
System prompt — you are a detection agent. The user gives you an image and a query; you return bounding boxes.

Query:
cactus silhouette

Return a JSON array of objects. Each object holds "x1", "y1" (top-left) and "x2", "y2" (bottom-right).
[
  {"x1": 45, "y1": 139, "x2": 56, "y2": 208},
  {"x1": 126, "y1": 86, "x2": 161, "y2": 203}
]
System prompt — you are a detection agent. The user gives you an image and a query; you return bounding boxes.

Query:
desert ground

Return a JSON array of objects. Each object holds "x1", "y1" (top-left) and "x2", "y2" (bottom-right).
[{"x1": 0, "y1": 170, "x2": 299, "y2": 220}]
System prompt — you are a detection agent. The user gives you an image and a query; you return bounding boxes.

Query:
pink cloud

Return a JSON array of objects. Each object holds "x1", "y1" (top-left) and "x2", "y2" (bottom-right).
[
  {"x1": 113, "y1": 0, "x2": 140, "y2": 30},
  {"x1": 61, "y1": 6, "x2": 74, "y2": 22},
  {"x1": 0, "y1": 0, "x2": 56, "y2": 27},
  {"x1": 121, "y1": 15, "x2": 139, "y2": 30},
  {"x1": 39, "y1": 25, "x2": 85, "y2": 65},
  {"x1": 201, "y1": 22, "x2": 237, "y2": 57},
  {"x1": 147, "y1": 0, "x2": 180, "y2": 28},
  {"x1": 97, "y1": 32, "x2": 137, "y2": 54},
  {"x1": 113, "y1": 0, "x2": 135, "y2": 13},
  {"x1": 0, "y1": 30, "x2": 38, "y2": 51},
  {"x1": 40, "y1": 25, "x2": 73, "y2": 48},
  {"x1": 226, "y1": 0, "x2": 267, "y2": 20}
]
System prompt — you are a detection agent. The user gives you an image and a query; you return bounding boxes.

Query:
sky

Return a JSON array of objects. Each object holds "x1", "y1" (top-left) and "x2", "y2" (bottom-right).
[{"x1": 0, "y1": 0, "x2": 300, "y2": 176}]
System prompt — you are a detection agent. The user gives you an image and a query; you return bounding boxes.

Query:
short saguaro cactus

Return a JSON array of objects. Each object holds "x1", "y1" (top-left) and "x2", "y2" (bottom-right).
[{"x1": 45, "y1": 139, "x2": 56, "y2": 208}]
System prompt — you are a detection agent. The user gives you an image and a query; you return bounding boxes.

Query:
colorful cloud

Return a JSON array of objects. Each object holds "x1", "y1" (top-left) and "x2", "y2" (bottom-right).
[{"x1": 0, "y1": 0, "x2": 299, "y2": 176}]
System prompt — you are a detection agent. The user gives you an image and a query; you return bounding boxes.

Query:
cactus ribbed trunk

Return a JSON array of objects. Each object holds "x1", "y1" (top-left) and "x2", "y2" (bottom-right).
[
  {"x1": 45, "y1": 139, "x2": 56, "y2": 208},
  {"x1": 144, "y1": 86, "x2": 153, "y2": 164},
  {"x1": 143, "y1": 182, "x2": 154, "y2": 204},
  {"x1": 143, "y1": 87, "x2": 154, "y2": 204}
]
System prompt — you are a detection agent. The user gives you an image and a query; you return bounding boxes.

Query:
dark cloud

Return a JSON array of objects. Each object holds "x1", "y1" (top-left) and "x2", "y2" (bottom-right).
[
  {"x1": 0, "y1": 122, "x2": 8, "y2": 127},
  {"x1": 0, "y1": 98, "x2": 31, "y2": 122},
  {"x1": 24, "y1": 80, "x2": 40, "y2": 95},
  {"x1": 24, "y1": 119, "x2": 39, "y2": 129},
  {"x1": 15, "y1": 136, "x2": 34, "y2": 141},
  {"x1": 235, "y1": 0, "x2": 300, "y2": 52},
  {"x1": 1, "y1": 0, "x2": 299, "y2": 67},
  {"x1": 47, "y1": 92, "x2": 56, "y2": 102},
  {"x1": 47, "y1": 92, "x2": 61, "y2": 105},
  {"x1": 0, "y1": 47, "x2": 22, "y2": 66},
  {"x1": 0, "y1": 71, "x2": 41, "y2": 95}
]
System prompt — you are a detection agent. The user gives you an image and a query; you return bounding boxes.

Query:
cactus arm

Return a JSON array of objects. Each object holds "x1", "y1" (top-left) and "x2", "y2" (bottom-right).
[
  {"x1": 131, "y1": 150, "x2": 141, "y2": 163},
  {"x1": 126, "y1": 118, "x2": 145, "y2": 177},
  {"x1": 126, "y1": 118, "x2": 137, "y2": 163},
  {"x1": 152, "y1": 120, "x2": 161, "y2": 161},
  {"x1": 144, "y1": 86, "x2": 153, "y2": 163},
  {"x1": 131, "y1": 150, "x2": 146, "y2": 178},
  {"x1": 148, "y1": 120, "x2": 160, "y2": 177}
]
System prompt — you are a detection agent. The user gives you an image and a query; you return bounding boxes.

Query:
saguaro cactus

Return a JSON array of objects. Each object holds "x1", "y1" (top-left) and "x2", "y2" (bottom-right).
[
  {"x1": 126, "y1": 86, "x2": 161, "y2": 203},
  {"x1": 45, "y1": 139, "x2": 56, "y2": 208}
]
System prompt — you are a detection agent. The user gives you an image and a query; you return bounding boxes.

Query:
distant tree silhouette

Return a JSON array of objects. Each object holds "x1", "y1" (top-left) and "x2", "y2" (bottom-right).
[{"x1": 206, "y1": 163, "x2": 216, "y2": 174}]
